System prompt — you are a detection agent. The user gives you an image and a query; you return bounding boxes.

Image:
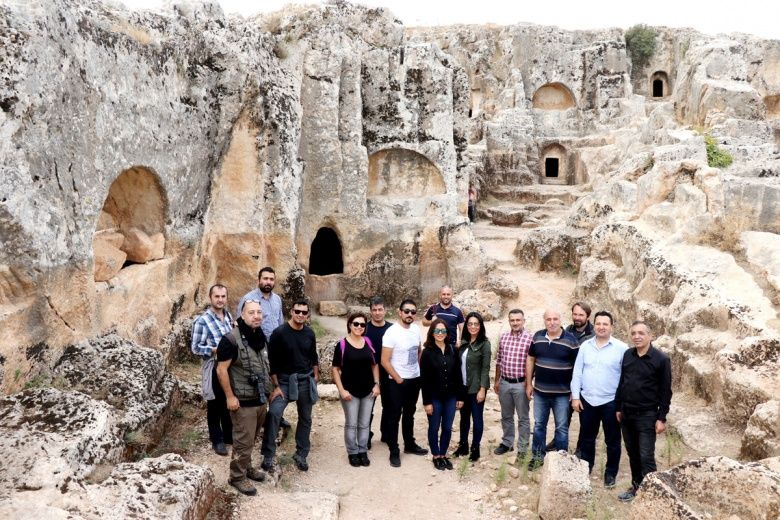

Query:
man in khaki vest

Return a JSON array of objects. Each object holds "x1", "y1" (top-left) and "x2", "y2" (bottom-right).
[{"x1": 216, "y1": 299, "x2": 272, "y2": 496}]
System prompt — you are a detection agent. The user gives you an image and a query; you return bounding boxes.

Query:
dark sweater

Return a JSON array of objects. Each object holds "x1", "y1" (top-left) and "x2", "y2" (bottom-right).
[
  {"x1": 420, "y1": 344, "x2": 465, "y2": 405},
  {"x1": 268, "y1": 323, "x2": 319, "y2": 376}
]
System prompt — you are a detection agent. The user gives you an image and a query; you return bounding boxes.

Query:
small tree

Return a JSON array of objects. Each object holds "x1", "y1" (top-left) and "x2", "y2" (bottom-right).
[{"x1": 625, "y1": 24, "x2": 657, "y2": 73}]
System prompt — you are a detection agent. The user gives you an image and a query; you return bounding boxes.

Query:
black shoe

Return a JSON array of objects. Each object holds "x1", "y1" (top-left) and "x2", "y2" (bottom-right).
[
  {"x1": 604, "y1": 475, "x2": 617, "y2": 489},
  {"x1": 260, "y1": 460, "x2": 274, "y2": 472},
  {"x1": 389, "y1": 452, "x2": 401, "y2": 467},
  {"x1": 293, "y1": 454, "x2": 308, "y2": 471},
  {"x1": 348, "y1": 454, "x2": 361, "y2": 467},
  {"x1": 433, "y1": 458, "x2": 445, "y2": 470},
  {"x1": 618, "y1": 487, "x2": 637, "y2": 502},
  {"x1": 442, "y1": 457, "x2": 454, "y2": 470},
  {"x1": 545, "y1": 440, "x2": 556, "y2": 452},
  {"x1": 452, "y1": 442, "x2": 469, "y2": 457},
  {"x1": 213, "y1": 442, "x2": 228, "y2": 456},
  {"x1": 493, "y1": 444, "x2": 513, "y2": 455},
  {"x1": 404, "y1": 444, "x2": 428, "y2": 455},
  {"x1": 528, "y1": 458, "x2": 544, "y2": 471},
  {"x1": 359, "y1": 452, "x2": 370, "y2": 467},
  {"x1": 469, "y1": 446, "x2": 481, "y2": 462},
  {"x1": 280, "y1": 417, "x2": 292, "y2": 429}
]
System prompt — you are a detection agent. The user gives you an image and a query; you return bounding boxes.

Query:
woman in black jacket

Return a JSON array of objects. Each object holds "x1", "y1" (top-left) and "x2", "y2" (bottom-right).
[
  {"x1": 453, "y1": 311, "x2": 491, "y2": 461},
  {"x1": 420, "y1": 318, "x2": 464, "y2": 470}
]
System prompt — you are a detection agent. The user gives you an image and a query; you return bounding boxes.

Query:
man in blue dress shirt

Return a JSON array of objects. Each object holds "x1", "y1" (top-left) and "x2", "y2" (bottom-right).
[{"x1": 570, "y1": 310, "x2": 628, "y2": 489}]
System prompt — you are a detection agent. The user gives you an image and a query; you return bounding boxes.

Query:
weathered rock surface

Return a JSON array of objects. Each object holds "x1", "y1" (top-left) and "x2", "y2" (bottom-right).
[
  {"x1": 248, "y1": 491, "x2": 339, "y2": 520},
  {"x1": 0, "y1": 388, "x2": 124, "y2": 493},
  {"x1": 630, "y1": 457, "x2": 780, "y2": 520},
  {"x1": 92, "y1": 234, "x2": 127, "y2": 282},
  {"x1": 742, "y1": 399, "x2": 780, "y2": 460},
  {"x1": 537, "y1": 451, "x2": 592, "y2": 520},
  {"x1": 121, "y1": 228, "x2": 163, "y2": 264},
  {"x1": 455, "y1": 289, "x2": 502, "y2": 321},
  {"x1": 319, "y1": 300, "x2": 348, "y2": 317}
]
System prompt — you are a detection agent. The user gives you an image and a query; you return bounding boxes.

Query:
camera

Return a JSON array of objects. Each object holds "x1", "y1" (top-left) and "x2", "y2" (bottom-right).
[{"x1": 248, "y1": 373, "x2": 268, "y2": 405}]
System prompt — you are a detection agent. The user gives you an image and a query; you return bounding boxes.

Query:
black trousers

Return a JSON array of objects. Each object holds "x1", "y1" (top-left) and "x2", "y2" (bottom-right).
[
  {"x1": 621, "y1": 409, "x2": 657, "y2": 488},
  {"x1": 579, "y1": 398, "x2": 621, "y2": 477},
  {"x1": 383, "y1": 376, "x2": 421, "y2": 454},
  {"x1": 207, "y1": 366, "x2": 233, "y2": 444}
]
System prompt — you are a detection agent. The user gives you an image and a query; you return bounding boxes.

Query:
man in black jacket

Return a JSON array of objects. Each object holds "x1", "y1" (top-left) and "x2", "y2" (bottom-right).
[{"x1": 615, "y1": 320, "x2": 672, "y2": 502}]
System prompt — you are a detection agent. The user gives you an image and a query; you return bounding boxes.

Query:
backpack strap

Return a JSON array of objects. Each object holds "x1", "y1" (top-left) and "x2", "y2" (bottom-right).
[{"x1": 340, "y1": 337, "x2": 376, "y2": 359}]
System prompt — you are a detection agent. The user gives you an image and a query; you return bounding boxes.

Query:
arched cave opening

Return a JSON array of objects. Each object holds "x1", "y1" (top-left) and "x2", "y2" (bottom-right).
[
  {"x1": 92, "y1": 166, "x2": 167, "y2": 282},
  {"x1": 309, "y1": 227, "x2": 344, "y2": 276},
  {"x1": 531, "y1": 82, "x2": 577, "y2": 110},
  {"x1": 540, "y1": 143, "x2": 568, "y2": 185},
  {"x1": 650, "y1": 71, "x2": 670, "y2": 98}
]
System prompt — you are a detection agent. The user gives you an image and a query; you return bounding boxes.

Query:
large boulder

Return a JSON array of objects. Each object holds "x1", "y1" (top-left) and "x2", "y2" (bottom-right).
[
  {"x1": 121, "y1": 228, "x2": 163, "y2": 264},
  {"x1": 537, "y1": 451, "x2": 592, "y2": 520},
  {"x1": 741, "y1": 399, "x2": 780, "y2": 460},
  {"x1": 93, "y1": 232, "x2": 127, "y2": 282},
  {"x1": 0, "y1": 388, "x2": 124, "y2": 493},
  {"x1": 515, "y1": 226, "x2": 590, "y2": 272},
  {"x1": 454, "y1": 289, "x2": 502, "y2": 321},
  {"x1": 53, "y1": 334, "x2": 179, "y2": 446},
  {"x1": 630, "y1": 457, "x2": 780, "y2": 520}
]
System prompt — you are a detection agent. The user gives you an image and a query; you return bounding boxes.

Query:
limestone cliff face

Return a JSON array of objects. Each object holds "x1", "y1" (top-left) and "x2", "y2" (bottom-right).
[{"x1": 0, "y1": 0, "x2": 484, "y2": 389}]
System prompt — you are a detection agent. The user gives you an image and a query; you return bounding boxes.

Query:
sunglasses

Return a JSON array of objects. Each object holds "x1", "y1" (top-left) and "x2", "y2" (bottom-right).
[
  {"x1": 292, "y1": 309, "x2": 309, "y2": 315},
  {"x1": 351, "y1": 321, "x2": 367, "y2": 328},
  {"x1": 401, "y1": 308, "x2": 417, "y2": 315},
  {"x1": 432, "y1": 328, "x2": 447, "y2": 334},
  {"x1": 467, "y1": 322, "x2": 480, "y2": 327}
]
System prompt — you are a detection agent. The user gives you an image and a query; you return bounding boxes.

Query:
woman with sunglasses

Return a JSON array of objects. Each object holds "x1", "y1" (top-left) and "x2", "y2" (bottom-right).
[
  {"x1": 332, "y1": 311, "x2": 380, "y2": 467},
  {"x1": 420, "y1": 318, "x2": 464, "y2": 470},
  {"x1": 452, "y1": 311, "x2": 491, "y2": 461}
]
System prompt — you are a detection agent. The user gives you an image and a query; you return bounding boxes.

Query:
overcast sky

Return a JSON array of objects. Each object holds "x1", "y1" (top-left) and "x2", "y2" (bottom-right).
[{"x1": 123, "y1": 0, "x2": 778, "y2": 39}]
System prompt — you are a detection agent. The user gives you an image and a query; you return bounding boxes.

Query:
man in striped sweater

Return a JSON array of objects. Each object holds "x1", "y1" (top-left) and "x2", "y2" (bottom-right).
[{"x1": 525, "y1": 309, "x2": 579, "y2": 469}]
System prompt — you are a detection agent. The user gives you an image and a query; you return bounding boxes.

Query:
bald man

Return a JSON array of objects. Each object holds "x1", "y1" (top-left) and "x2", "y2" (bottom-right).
[{"x1": 525, "y1": 309, "x2": 579, "y2": 469}]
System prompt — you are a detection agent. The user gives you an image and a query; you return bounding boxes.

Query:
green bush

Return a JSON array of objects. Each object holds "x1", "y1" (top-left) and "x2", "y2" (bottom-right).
[
  {"x1": 704, "y1": 134, "x2": 734, "y2": 168},
  {"x1": 625, "y1": 24, "x2": 657, "y2": 72}
]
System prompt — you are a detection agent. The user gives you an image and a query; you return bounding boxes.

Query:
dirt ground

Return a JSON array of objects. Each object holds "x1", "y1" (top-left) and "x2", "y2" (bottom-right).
[{"x1": 172, "y1": 266, "x2": 712, "y2": 519}]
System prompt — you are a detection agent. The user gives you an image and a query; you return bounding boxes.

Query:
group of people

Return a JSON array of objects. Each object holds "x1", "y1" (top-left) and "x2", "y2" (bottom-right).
[
  {"x1": 193, "y1": 274, "x2": 672, "y2": 503},
  {"x1": 191, "y1": 267, "x2": 319, "y2": 496}
]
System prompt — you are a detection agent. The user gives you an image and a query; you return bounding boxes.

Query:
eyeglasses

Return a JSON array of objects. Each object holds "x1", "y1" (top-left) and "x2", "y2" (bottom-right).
[
  {"x1": 432, "y1": 328, "x2": 447, "y2": 334},
  {"x1": 292, "y1": 309, "x2": 309, "y2": 315},
  {"x1": 401, "y1": 308, "x2": 417, "y2": 315},
  {"x1": 351, "y1": 321, "x2": 367, "y2": 328},
  {"x1": 467, "y1": 322, "x2": 480, "y2": 328}
]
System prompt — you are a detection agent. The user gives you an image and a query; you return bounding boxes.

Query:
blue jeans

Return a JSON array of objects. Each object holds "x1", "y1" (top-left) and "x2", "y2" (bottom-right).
[
  {"x1": 458, "y1": 393, "x2": 485, "y2": 447},
  {"x1": 579, "y1": 398, "x2": 621, "y2": 477},
  {"x1": 341, "y1": 394, "x2": 375, "y2": 455},
  {"x1": 261, "y1": 376, "x2": 316, "y2": 463},
  {"x1": 531, "y1": 391, "x2": 570, "y2": 460},
  {"x1": 427, "y1": 396, "x2": 457, "y2": 456}
]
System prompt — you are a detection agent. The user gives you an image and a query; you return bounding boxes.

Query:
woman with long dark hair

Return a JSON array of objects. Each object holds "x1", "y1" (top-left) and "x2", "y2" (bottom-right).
[
  {"x1": 420, "y1": 318, "x2": 464, "y2": 470},
  {"x1": 452, "y1": 311, "x2": 491, "y2": 461},
  {"x1": 332, "y1": 311, "x2": 380, "y2": 467}
]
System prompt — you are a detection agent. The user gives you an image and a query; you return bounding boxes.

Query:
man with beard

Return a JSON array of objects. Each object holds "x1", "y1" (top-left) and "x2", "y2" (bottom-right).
[
  {"x1": 215, "y1": 299, "x2": 272, "y2": 496},
  {"x1": 192, "y1": 284, "x2": 234, "y2": 456},
  {"x1": 382, "y1": 299, "x2": 428, "y2": 467},
  {"x1": 237, "y1": 267, "x2": 285, "y2": 341}
]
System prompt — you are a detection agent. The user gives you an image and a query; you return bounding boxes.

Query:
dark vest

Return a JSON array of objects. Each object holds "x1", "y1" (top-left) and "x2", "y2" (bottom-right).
[{"x1": 226, "y1": 326, "x2": 272, "y2": 400}]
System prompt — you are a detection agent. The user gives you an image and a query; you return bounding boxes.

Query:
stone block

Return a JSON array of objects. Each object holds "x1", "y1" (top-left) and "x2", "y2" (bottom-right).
[
  {"x1": 454, "y1": 289, "x2": 501, "y2": 321},
  {"x1": 630, "y1": 457, "x2": 780, "y2": 520},
  {"x1": 120, "y1": 227, "x2": 156, "y2": 264},
  {"x1": 93, "y1": 235, "x2": 127, "y2": 282},
  {"x1": 741, "y1": 399, "x2": 780, "y2": 460},
  {"x1": 319, "y1": 300, "x2": 348, "y2": 316},
  {"x1": 537, "y1": 451, "x2": 592, "y2": 520}
]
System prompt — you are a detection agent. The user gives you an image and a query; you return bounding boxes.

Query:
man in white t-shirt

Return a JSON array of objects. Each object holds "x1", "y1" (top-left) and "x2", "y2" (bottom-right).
[{"x1": 381, "y1": 298, "x2": 429, "y2": 467}]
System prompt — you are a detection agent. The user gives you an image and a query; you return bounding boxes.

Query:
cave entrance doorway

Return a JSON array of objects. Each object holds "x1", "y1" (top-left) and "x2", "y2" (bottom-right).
[
  {"x1": 545, "y1": 158, "x2": 559, "y2": 178},
  {"x1": 309, "y1": 227, "x2": 343, "y2": 275},
  {"x1": 650, "y1": 71, "x2": 669, "y2": 98}
]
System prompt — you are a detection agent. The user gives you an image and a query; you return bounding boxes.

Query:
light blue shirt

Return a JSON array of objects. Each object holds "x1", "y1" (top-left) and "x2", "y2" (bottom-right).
[
  {"x1": 236, "y1": 289, "x2": 284, "y2": 341},
  {"x1": 570, "y1": 335, "x2": 628, "y2": 406}
]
